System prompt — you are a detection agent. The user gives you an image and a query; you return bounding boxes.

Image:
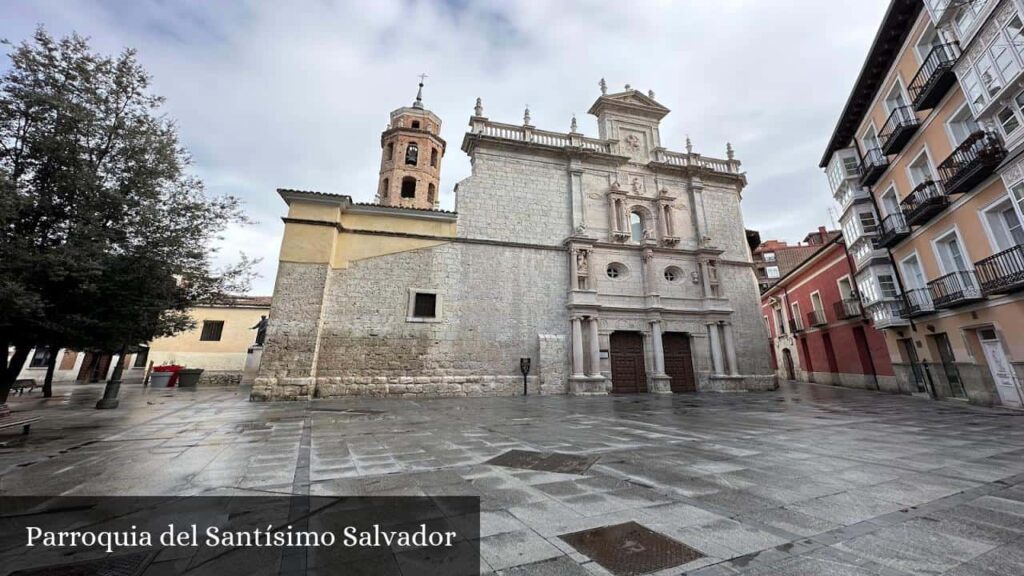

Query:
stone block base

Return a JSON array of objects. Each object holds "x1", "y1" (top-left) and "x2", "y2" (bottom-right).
[
  {"x1": 699, "y1": 373, "x2": 777, "y2": 392},
  {"x1": 569, "y1": 376, "x2": 608, "y2": 395},
  {"x1": 197, "y1": 371, "x2": 243, "y2": 387},
  {"x1": 250, "y1": 377, "x2": 314, "y2": 402},
  {"x1": 648, "y1": 375, "x2": 672, "y2": 394}
]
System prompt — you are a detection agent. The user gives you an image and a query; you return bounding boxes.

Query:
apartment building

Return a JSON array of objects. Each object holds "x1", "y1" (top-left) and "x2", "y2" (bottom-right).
[
  {"x1": 821, "y1": 0, "x2": 1024, "y2": 408},
  {"x1": 752, "y1": 227, "x2": 838, "y2": 292},
  {"x1": 760, "y1": 233, "x2": 895, "y2": 389}
]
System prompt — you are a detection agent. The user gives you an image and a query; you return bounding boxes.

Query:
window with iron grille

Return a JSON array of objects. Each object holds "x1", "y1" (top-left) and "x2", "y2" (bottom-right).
[
  {"x1": 29, "y1": 348, "x2": 50, "y2": 368},
  {"x1": 200, "y1": 320, "x2": 224, "y2": 341}
]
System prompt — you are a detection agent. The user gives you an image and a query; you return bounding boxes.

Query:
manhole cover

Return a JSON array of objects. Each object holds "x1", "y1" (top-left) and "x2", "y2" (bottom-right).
[
  {"x1": 560, "y1": 522, "x2": 703, "y2": 576},
  {"x1": 10, "y1": 550, "x2": 158, "y2": 576},
  {"x1": 485, "y1": 450, "x2": 597, "y2": 474},
  {"x1": 236, "y1": 422, "x2": 272, "y2": 432}
]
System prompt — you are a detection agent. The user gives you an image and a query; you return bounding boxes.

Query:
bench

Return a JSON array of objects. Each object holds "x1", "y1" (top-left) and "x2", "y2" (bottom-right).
[
  {"x1": 12, "y1": 379, "x2": 39, "y2": 396},
  {"x1": 0, "y1": 416, "x2": 41, "y2": 435}
]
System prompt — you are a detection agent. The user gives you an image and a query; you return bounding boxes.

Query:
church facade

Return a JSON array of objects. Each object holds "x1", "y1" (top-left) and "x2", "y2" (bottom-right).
[{"x1": 252, "y1": 82, "x2": 775, "y2": 401}]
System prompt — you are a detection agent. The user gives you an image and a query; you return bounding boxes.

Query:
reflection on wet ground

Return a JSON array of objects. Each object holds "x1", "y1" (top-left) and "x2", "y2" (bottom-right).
[{"x1": 2, "y1": 380, "x2": 1024, "y2": 575}]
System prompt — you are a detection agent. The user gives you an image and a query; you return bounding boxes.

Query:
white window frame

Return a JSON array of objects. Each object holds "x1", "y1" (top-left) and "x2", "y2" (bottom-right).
[
  {"x1": 914, "y1": 23, "x2": 941, "y2": 64},
  {"x1": 880, "y1": 185, "x2": 901, "y2": 217},
  {"x1": 791, "y1": 302, "x2": 802, "y2": 328},
  {"x1": 861, "y1": 121, "x2": 881, "y2": 152},
  {"x1": 945, "y1": 101, "x2": 981, "y2": 148},
  {"x1": 406, "y1": 288, "x2": 442, "y2": 323},
  {"x1": 765, "y1": 265, "x2": 780, "y2": 279},
  {"x1": 905, "y1": 146, "x2": 937, "y2": 188},
  {"x1": 900, "y1": 251, "x2": 928, "y2": 289},
  {"x1": 883, "y1": 77, "x2": 912, "y2": 116},
  {"x1": 836, "y1": 275, "x2": 855, "y2": 300},
  {"x1": 810, "y1": 290, "x2": 824, "y2": 314},
  {"x1": 978, "y1": 194, "x2": 1024, "y2": 252},
  {"x1": 931, "y1": 226, "x2": 973, "y2": 275}
]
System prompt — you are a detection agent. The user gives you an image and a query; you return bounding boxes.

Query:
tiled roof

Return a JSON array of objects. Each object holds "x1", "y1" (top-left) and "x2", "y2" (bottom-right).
[
  {"x1": 277, "y1": 188, "x2": 348, "y2": 198},
  {"x1": 354, "y1": 202, "x2": 457, "y2": 215}
]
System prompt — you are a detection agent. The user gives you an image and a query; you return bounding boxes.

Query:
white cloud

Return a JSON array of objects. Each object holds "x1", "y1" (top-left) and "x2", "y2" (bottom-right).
[{"x1": 2, "y1": 0, "x2": 889, "y2": 294}]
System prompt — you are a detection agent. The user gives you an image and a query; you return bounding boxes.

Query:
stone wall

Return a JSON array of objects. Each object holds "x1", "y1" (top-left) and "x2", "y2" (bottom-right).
[
  {"x1": 456, "y1": 150, "x2": 571, "y2": 246},
  {"x1": 310, "y1": 242, "x2": 569, "y2": 398},
  {"x1": 252, "y1": 262, "x2": 328, "y2": 401}
]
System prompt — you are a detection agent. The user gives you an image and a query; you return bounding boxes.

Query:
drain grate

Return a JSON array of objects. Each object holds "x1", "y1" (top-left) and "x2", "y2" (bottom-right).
[
  {"x1": 236, "y1": 422, "x2": 272, "y2": 432},
  {"x1": 485, "y1": 449, "x2": 597, "y2": 474},
  {"x1": 560, "y1": 521, "x2": 703, "y2": 576},
  {"x1": 10, "y1": 550, "x2": 158, "y2": 576}
]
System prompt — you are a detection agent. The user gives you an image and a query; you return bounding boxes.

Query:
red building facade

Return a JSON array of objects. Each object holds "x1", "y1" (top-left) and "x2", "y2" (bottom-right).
[{"x1": 760, "y1": 233, "x2": 895, "y2": 390}]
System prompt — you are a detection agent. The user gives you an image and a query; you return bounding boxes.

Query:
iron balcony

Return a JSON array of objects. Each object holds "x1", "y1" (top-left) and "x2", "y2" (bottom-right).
[
  {"x1": 900, "y1": 288, "x2": 935, "y2": 318},
  {"x1": 975, "y1": 244, "x2": 1024, "y2": 295},
  {"x1": 859, "y1": 147, "x2": 889, "y2": 187},
  {"x1": 834, "y1": 298, "x2": 862, "y2": 320},
  {"x1": 900, "y1": 180, "x2": 947, "y2": 226},
  {"x1": 928, "y1": 270, "x2": 984, "y2": 308},
  {"x1": 878, "y1": 212, "x2": 910, "y2": 248},
  {"x1": 909, "y1": 43, "x2": 959, "y2": 111},
  {"x1": 789, "y1": 318, "x2": 805, "y2": 333},
  {"x1": 807, "y1": 309, "x2": 828, "y2": 327},
  {"x1": 879, "y1": 106, "x2": 921, "y2": 155},
  {"x1": 938, "y1": 130, "x2": 1007, "y2": 196}
]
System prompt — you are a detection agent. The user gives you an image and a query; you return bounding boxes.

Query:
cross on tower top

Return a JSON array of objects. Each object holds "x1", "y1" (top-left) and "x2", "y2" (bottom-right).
[{"x1": 413, "y1": 73, "x2": 428, "y2": 109}]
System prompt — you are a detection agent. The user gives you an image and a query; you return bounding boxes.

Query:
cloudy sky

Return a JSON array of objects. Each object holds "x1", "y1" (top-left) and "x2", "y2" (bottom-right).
[{"x1": 2, "y1": 0, "x2": 889, "y2": 295}]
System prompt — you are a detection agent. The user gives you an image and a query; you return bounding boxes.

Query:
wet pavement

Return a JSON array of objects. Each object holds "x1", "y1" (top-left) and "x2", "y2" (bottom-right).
[{"x1": 2, "y1": 381, "x2": 1024, "y2": 575}]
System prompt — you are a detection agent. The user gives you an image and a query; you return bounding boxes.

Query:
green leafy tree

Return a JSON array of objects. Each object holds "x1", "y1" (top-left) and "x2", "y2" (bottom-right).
[{"x1": 0, "y1": 28, "x2": 253, "y2": 409}]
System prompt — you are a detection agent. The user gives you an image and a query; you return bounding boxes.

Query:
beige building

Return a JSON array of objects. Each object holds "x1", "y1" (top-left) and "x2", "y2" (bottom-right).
[
  {"x1": 12, "y1": 297, "x2": 270, "y2": 387},
  {"x1": 822, "y1": 0, "x2": 1024, "y2": 408}
]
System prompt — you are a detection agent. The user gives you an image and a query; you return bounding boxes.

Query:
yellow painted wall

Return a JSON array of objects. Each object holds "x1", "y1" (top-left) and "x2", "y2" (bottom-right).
[
  {"x1": 278, "y1": 195, "x2": 457, "y2": 269},
  {"x1": 149, "y1": 306, "x2": 268, "y2": 356}
]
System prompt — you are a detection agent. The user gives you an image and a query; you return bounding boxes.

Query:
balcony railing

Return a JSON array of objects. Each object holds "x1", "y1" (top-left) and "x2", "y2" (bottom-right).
[
  {"x1": 789, "y1": 318, "x2": 805, "y2": 333},
  {"x1": 834, "y1": 298, "x2": 862, "y2": 320},
  {"x1": 859, "y1": 147, "x2": 889, "y2": 187},
  {"x1": 901, "y1": 288, "x2": 935, "y2": 318},
  {"x1": 909, "y1": 43, "x2": 959, "y2": 111},
  {"x1": 879, "y1": 106, "x2": 921, "y2": 155},
  {"x1": 928, "y1": 269, "x2": 984, "y2": 308},
  {"x1": 807, "y1": 309, "x2": 828, "y2": 327},
  {"x1": 878, "y1": 212, "x2": 910, "y2": 248},
  {"x1": 976, "y1": 244, "x2": 1024, "y2": 295},
  {"x1": 938, "y1": 130, "x2": 1007, "y2": 196},
  {"x1": 901, "y1": 180, "x2": 947, "y2": 226}
]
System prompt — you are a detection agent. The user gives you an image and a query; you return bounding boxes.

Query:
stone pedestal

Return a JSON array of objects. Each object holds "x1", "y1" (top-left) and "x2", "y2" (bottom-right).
[
  {"x1": 570, "y1": 375, "x2": 608, "y2": 395},
  {"x1": 649, "y1": 375, "x2": 672, "y2": 393}
]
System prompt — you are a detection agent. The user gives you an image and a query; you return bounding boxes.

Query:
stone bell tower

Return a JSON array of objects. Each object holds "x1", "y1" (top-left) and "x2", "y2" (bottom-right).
[{"x1": 376, "y1": 78, "x2": 446, "y2": 209}]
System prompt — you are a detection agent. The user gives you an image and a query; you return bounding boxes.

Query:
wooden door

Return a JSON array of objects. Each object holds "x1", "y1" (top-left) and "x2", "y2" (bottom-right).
[
  {"x1": 610, "y1": 332, "x2": 646, "y2": 393},
  {"x1": 663, "y1": 332, "x2": 696, "y2": 393}
]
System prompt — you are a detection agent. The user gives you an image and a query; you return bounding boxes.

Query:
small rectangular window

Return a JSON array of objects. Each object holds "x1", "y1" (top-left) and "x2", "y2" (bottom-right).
[
  {"x1": 998, "y1": 106, "x2": 1021, "y2": 136},
  {"x1": 133, "y1": 347, "x2": 150, "y2": 368},
  {"x1": 763, "y1": 252, "x2": 776, "y2": 262},
  {"x1": 29, "y1": 348, "x2": 50, "y2": 368},
  {"x1": 413, "y1": 293, "x2": 437, "y2": 318},
  {"x1": 200, "y1": 320, "x2": 224, "y2": 341},
  {"x1": 766, "y1": 266, "x2": 780, "y2": 278}
]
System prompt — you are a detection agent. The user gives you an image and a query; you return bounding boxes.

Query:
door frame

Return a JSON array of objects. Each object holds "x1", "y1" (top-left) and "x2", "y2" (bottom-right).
[{"x1": 978, "y1": 328, "x2": 1024, "y2": 407}]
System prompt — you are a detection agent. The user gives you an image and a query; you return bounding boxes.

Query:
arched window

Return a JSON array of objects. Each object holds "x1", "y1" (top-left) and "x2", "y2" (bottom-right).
[
  {"x1": 428, "y1": 183, "x2": 436, "y2": 203},
  {"x1": 381, "y1": 178, "x2": 389, "y2": 197},
  {"x1": 385, "y1": 142, "x2": 394, "y2": 161},
  {"x1": 430, "y1": 148, "x2": 438, "y2": 167},
  {"x1": 405, "y1": 143, "x2": 418, "y2": 166},
  {"x1": 401, "y1": 177, "x2": 416, "y2": 198},
  {"x1": 629, "y1": 211, "x2": 644, "y2": 242},
  {"x1": 411, "y1": 120, "x2": 421, "y2": 129}
]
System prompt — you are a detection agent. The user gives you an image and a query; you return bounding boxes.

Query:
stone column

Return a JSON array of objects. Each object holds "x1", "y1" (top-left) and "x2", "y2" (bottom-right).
[
  {"x1": 722, "y1": 322, "x2": 739, "y2": 376},
  {"x1": 608, "y1": 196, "x2": 618, "y2": 232},
  {"x1": 643, "y1": 249, "x2": 656, "y2": 296},
  {"x1": 700, "y1": 260, "x2": 713, "y2": 297},
  {"x1": 708, "y1": 322, "x2": 725, "y2": 375},
  {"x1": 571, "y1": 316, "x2": 585, "y2": 377},
  {"x1": 651, "y1": 321, "x2": 665, "y2": 375},
  {"x1": 587, "y1": 317, "x2": 601, "y2": 378},
  {"x1": 569, "y1": 249, "x2": 579, "y2": 290}
]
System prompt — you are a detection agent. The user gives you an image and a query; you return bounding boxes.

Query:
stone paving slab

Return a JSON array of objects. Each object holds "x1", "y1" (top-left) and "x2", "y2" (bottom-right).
[{"x1": 2, "y1": 381, "x2": 1024, "y2": 575}]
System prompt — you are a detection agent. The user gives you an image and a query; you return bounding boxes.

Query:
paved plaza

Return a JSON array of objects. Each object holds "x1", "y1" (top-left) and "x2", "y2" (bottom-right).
[{"x1": 1, "y1": 381, "x2": 1024, "y2": 575}]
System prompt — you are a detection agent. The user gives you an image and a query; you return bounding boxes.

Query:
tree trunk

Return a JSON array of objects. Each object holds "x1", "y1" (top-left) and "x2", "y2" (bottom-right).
[
  {"x1": 0, "y1": 344, "x2": 32, "y2": 416},
  {"x1": 96, "y1": 345, "x2": 127, "y2": 410},
  {"x1": 43, "y1": 345, "x2": 58, "y2": 398}
]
